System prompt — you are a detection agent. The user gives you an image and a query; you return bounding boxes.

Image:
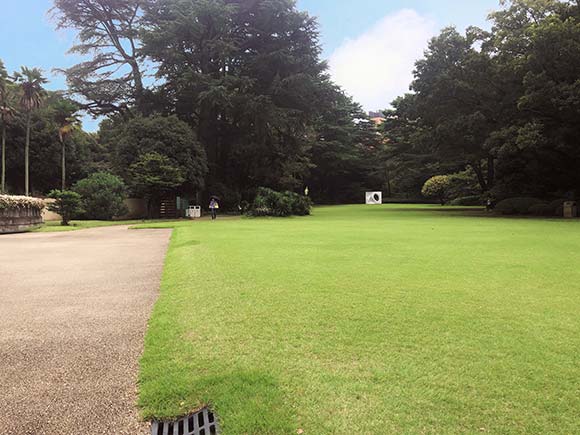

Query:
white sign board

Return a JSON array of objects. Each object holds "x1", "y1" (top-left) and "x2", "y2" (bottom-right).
[{"x1": 366, "y1": 192, "x2": 382, "y2": 205}]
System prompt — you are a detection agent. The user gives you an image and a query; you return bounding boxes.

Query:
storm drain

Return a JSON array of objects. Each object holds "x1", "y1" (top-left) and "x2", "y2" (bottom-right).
[{"x1": 151, "y1": 407, "x2": 219, "y2": 435}]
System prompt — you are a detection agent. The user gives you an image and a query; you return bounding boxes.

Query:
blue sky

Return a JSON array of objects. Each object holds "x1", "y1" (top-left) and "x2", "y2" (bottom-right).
[{"x1": 0, "y1": 0, "x2": 500, "y2": 131}]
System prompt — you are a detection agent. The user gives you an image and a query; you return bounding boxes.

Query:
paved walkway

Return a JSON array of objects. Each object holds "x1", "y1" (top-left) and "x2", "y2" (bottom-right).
[{"x1": 0, "y1": 226, "x2": 172, "y2": 435}]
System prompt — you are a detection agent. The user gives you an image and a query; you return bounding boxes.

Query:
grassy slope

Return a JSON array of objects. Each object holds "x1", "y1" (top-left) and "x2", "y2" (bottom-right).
[{"x1": 137, "y1": 205, "x2": 580, "y2": 434}]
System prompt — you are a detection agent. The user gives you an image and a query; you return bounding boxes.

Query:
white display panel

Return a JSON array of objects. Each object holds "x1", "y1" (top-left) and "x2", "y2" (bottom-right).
[{"x1": 366, "y1": 192, "x2": 382, "y2": 205}]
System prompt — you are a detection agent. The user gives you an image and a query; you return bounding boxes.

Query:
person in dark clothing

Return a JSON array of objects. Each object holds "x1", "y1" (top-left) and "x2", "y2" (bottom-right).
[{"x1": 209, "y1": 198, "x2": 219, "y2": 220}]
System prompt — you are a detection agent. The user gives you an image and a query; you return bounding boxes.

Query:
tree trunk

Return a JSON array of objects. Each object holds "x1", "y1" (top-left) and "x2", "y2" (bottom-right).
[
  {"x1": 470, "y1": 161, "x2": 488, "y2": 193},
  {"x1": 487, "y1": 156, "x2": 495, "y2": 190},
  {"x1": 61, "y1": 138, "x2": 66, "y2": 191},
  {"x1": 385, "y1": 167, "x2": 392, "y2": 197},
  {"x1": 1, "y1": 124, "x2": 5, "y2": 194},
  {"x1": 130, "y1": 59, "x2": 145, "y2": 114},
  {"x1": 25, "y1": 112, "x2": 30, "y2": 196},
  {"x1": 146, "y1": 197, "x2": 152, "y2": 220}
]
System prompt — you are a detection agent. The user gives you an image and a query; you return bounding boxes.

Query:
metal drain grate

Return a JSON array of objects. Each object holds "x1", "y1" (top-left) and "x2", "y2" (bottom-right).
[{"x1": 151, "y1": 407, "x2": 219, "y2": 435}]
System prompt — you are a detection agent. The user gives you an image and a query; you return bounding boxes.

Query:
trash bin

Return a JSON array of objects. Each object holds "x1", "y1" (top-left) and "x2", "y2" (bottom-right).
[
  {"x1": 563, "y1": 201, "x2": 578, "y2": 219},
  {"x1": 186, "y1": 206, "x2": 202, "y2": 219}
]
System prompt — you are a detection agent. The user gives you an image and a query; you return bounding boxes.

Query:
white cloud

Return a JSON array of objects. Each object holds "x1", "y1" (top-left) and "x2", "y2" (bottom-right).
[{"x1": 328, "y1": 9, "x2": 436, "y2": 112}]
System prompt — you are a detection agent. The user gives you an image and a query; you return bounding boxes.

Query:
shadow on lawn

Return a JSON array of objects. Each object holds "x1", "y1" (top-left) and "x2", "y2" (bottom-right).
[
  {"x1": 374, "y1": 205, "x2": 580, "y2": 222},
  {"x1": 172, "y1": 239, "x2": 201, "y2": 249},
  {"x1": 192, "y1": 370, "x2": 296, "y2": 434}
]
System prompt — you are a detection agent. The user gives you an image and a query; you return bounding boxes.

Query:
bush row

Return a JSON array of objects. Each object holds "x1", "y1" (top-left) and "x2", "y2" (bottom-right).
[
  {"x1": 495, "y1": 197, "x2": 571, "y2": 216},
  {"x1": 47, "y1": 172, "x2": 128, "y2": 225}
]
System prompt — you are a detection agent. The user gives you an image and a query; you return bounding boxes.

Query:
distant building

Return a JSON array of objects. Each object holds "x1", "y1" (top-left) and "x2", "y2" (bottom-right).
[{"x1": 369, "y1": 111, "x2": 385, "y2": 126}]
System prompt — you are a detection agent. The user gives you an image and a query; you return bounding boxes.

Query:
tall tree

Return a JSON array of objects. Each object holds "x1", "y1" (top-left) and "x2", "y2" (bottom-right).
[
  {"x1": 0, "y1": 60, "x2": 16, "y2": 194},
  {"x1": 52, "y1": 99, "x2": 81, "y2": 190},
  {"x1": 14, "y1": 67, "x2": 47, "y2": 196},
  {"x1": 52, "y1": 0, "x2": 146, "y2": 115},
  {"x1": 142, "y1": 0, "x2": 327, "y2": 195},
  {"x1": 308, "y1": 85, "x2": 383, "y2": 202}
]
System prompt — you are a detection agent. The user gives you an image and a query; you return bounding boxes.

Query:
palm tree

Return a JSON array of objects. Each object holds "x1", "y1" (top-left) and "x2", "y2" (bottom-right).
[
  {"x1": 0, "y1": 61, "x2": 15, "y2": 194},
  {"x1": 52, "y1": 100, "x2": 81, "y2": 191},
  {"x1": 14, "y1": 67, "x2": 47, "y2": 196}
]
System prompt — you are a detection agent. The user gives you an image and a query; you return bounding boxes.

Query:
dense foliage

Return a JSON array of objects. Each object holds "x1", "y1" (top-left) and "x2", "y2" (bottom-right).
[
  {"x1": 382, "y1": 0, "x2": 580, "y2": 203},
  {"x1": 422, "y1": 175, "x2": 452, "y2": 205},
  {"x1": 47, "y1": 189, "x2": 83, "y2": 225},
  {"x1": 48, "y1": 0, "x2": 382, "y2": 206},
  {"x1": 2, "y1": 0, "x2": 579, "y2": 211},
  {"x1": 129, "y1": 152, "x2": 186, "y2": 217},
  {"x1": 73, "y1": 172, "x2": 128, "y2": 220},
  {"x1": 249, "y1": 187, "x2": 312, "y2": 217}
]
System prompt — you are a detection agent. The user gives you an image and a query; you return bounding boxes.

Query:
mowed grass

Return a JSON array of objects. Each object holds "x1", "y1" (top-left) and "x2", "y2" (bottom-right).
[
  {"x1": 137, "y1": 205, "x2": 580, "y2": 434},
  {"x1": 34, "y1": 219, "x2": 184, "y2": 232}
]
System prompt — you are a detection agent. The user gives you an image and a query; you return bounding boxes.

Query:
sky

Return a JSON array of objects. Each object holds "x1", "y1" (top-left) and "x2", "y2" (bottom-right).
[{"x1": 0, "y1": 0, "x2": 500, "y2": 131}]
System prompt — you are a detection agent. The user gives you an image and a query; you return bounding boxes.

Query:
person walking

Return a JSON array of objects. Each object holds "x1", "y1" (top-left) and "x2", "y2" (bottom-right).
[{"x1": 209, "y1": 198, "x2": 219, "y2": 220}]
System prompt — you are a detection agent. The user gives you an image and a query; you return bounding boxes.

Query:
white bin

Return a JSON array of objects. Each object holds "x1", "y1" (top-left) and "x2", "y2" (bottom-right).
[{"x1": 187, "y1": 206, "x2": 202, "y2": 219}]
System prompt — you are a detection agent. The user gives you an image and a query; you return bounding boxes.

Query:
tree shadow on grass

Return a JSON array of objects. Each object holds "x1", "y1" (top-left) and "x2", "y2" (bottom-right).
[
  {"x1": 374, "y1": 205, "x2": 580, "y2": 222},
  {"x1": 172, "y1": 239, "x2": 201, "y2": 249},
  {"x1": 189, "y1": 370, "x2": 296, "y2": 435}
]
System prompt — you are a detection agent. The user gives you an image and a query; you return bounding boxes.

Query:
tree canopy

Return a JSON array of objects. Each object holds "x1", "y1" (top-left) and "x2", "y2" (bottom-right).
[
  {"x1": 382, "y1": 0, "x2": 580, "y2": 201},
  {"x1": 3, "y1": 0, "x2": 579, "y2": 206}
]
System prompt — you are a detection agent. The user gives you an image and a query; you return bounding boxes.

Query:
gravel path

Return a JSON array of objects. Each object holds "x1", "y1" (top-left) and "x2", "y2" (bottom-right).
[{"x1": 0, "y1": 226, "x2": 172, "y2": 435}]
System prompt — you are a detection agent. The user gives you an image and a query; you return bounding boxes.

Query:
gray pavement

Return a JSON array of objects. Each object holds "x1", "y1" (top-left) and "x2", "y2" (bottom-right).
[{"x1": 0, "y1": 226, "x2": 172, "y2": 435}]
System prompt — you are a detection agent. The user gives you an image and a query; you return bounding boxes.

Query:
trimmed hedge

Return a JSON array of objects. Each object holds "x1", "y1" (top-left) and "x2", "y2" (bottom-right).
[{"x1": 248, "y1": 187, "x2": 312, "y2": 217}]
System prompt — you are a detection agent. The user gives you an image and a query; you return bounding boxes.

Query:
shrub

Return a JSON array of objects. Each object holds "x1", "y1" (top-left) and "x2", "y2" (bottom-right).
[
  {"x1": 249, "y1": 187, "x2": 312, "y2": 217},
  {"x1": 47, "y1": 190, "x2": 84, "y2": 226},
  {"x1": 449, "y1": 195, "x2": 482, "y2": 206},
  {"x1": 447, "y1": 169, "x2": 480, "y2": 200},
  {"x1": 74, "y1": 172, "x2": 128, "y2": 220},
  {"x1": 529, "y1": 203, "x2": 553, "y2": 216},
  {"x1": 495, "y1": 197, "x2": 544, "y2": 215},
  {"x1": 288, "y1": 192, "x2": 312, "y2": 216},
  {"x1": 422, "y1": 175, "x2": 452, "y2": 205}
]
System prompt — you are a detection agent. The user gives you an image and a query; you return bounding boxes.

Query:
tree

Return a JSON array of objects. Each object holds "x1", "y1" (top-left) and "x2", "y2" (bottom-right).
[
  {"x1": 422, "y1": 175, "x2": 452, "y2": 205},
  {"x1": 47, "y1": 189, "x2": 84, "y2": 226},
  {"x1": 410, "y1": 27, "x2": 509, "y2": 193},
  {"x1": 74, "y1": 172, "x2": 127, "y2": 220},
  {"x1": 0, "y1": 60, "x2": 16, "y2": 194},
  {"x1": 308, "y1": 86, "x2": 383, "y2": 203},
  {"x1": 129, "y1": 152, "x2": 185, "y2": 218},
  {"x1": 52, "y1": 0, "x2": 146, "y2": 116},
  {"x1": 14, "y1": 67, "x2": 47, "y2": 196},
  {"x1": 2, "y1": 91, "x2": 102, "y2": 195},
  {"x1": 102, "y1": 115, "x2": 207, "y2": 195},
  {"x1": 52, "y1": 99, "x2": 81, "y2": 190},
  {"x1": 141, "y1": 0, "x2": 328, "y2": 196},
  {"x1": 381, "y1": 94, "x2": 460, "y2": 198}
]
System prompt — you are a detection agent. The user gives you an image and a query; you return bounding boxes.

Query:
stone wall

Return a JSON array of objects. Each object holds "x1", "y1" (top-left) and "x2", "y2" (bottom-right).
[{"x1": 0, "y1": 207, "x2": 44, "y2": 234}]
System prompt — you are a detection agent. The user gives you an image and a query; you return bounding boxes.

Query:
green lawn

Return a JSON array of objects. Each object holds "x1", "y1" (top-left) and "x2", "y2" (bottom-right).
[
  {"x1": 137, "y1": 205, "x2": 580, "y2": 434},
  {"x1": 34, "y1": 219, "x2": 185, "y2": 232}
]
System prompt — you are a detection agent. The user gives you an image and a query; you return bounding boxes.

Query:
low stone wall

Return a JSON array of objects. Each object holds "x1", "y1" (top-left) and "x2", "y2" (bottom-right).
[{"x1": 0, "y1": 207, "x2": 44, "y2": 234}]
